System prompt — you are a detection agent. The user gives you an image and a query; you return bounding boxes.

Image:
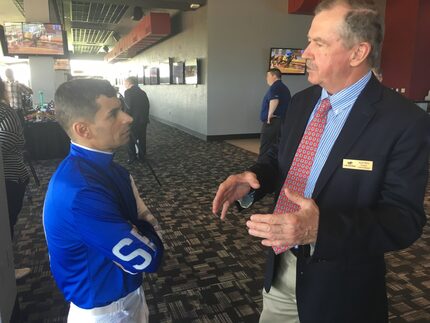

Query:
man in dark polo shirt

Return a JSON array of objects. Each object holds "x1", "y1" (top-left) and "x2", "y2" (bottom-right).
[{"x1": 259, "y1": 68, "x2": 291, "y2": 157}]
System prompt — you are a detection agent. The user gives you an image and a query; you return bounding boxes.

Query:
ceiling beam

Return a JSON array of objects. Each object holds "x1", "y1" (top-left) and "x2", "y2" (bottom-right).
[{"x1": 70, "y1": 0, "x2": 206, "y2": 11}]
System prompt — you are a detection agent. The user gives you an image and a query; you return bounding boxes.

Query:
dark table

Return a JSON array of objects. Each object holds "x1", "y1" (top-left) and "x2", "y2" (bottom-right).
[{"x1": 24, "y1": 121, "x2": 70, "y2": 160}]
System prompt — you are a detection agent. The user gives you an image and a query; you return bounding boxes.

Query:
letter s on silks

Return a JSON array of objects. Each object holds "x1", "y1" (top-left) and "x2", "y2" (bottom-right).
[{"x1": 112, "y1": 238, "x2": 153, "y2": 270}]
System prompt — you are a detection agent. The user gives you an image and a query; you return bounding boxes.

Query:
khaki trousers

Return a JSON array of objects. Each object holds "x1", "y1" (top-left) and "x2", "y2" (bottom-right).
[{"x1": 259, "y1": 250, "x2": 300, "y2": 323}]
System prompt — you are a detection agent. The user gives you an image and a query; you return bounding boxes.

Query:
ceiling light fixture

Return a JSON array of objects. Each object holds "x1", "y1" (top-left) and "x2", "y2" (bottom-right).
[{"x1": 190, "y1": 3, "x2": 200, "y2": 9}]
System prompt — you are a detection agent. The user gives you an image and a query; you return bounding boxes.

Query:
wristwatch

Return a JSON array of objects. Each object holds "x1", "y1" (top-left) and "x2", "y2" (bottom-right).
[{"x1": 237, "y1": 190, "x2": 256, "y2": 209}]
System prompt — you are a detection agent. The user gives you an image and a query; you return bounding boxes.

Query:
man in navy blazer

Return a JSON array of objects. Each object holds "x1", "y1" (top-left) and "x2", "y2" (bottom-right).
[
  {"x1": 212, "y1": 0, "x2": 429, "y2": 322},
  {"x1": 124, "y1": 76, "x2": 150, "y2": 163}
]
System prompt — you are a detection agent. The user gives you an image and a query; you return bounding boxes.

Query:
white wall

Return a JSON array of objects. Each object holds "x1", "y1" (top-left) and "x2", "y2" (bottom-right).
[
  {"x1": 116, "y1": 0, "x2": 313, "y2": 138},
  {"x1": 116, "y1": 7, "x2": 208, "y2": 137},
  {"x1": 206, "y1": 0, "x2": 312, "y2": 136}
]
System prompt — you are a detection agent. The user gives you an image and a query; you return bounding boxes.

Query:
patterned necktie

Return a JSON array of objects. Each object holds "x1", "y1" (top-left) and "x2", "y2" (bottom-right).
[{"x1": 273, "y1": 98, "x2": 332, "y2": 254}]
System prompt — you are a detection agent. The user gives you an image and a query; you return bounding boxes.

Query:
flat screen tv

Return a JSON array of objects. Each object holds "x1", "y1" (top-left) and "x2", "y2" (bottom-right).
[
  {"x1": 269, "y1": 48, "x2": 306, "y2": 75},
  {"x1": 149, "y1": 67, "x2": 159, "y2": 85},
  {"x1": 185, "y1": 59, "x2": 199, "y2": 85},
  {"x1": 144, "y1": 67, "x2": 151, "y2": 85},
  {"x1": 159, "y1": 59, "x2": 171, "y2": 84},
  {"x1": 172, "y1": 61, "x2": 185, "y2": 84},
  {"x1": 2, "y1": 22, "x2": 68, "y2": 57}
]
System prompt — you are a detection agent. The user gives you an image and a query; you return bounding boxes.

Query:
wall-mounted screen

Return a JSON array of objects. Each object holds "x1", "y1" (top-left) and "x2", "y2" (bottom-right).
[
  {"x1": 149, "y1": 67, "x2": 159, "y2": 85},
  {"x1": 136, "y1": 69, "x2": 144, "y2": 85},
  {"x1": 185, "y1": 59, "x2": 199, "y2": 85},
  {"x1": 144, "y1": 66, "x2": 151, "y2": 85},
  {"x1": 172, "y1": 61, "x2": 185, "y2": 84},
  {"x1": 159, "y1": 59, "x2": 171, "y2": 84},
  {"x1": 2, "y1": 22, "x2": 67, "y2": 57},
  {"x1": 269, "y1": 48, "x2": 306, "y2": 75}
]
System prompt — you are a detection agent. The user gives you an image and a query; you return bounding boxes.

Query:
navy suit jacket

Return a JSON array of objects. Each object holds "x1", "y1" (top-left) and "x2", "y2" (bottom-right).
[
  {"x1": 250, "y1": 75, "x2": 429, "y2": 323},
  {"x1": 124, "y1": 85, "x2": 150, "y2": 127}
]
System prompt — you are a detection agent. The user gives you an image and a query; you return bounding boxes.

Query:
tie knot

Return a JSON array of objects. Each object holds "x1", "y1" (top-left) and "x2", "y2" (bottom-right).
[{"x1": 317, "y1": 98, "x2": 332, "y2": 116}]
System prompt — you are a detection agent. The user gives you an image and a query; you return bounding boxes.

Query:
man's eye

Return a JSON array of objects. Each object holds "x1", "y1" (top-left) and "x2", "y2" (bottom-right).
[{"x1": 110, "y1": 109, "x2": 120, "y2": 118}]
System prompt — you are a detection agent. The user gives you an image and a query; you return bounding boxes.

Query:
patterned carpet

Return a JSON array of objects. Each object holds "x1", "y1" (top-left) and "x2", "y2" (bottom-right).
[{"x1": 12, "y1": 120, "x2": 430, "y2": 322}]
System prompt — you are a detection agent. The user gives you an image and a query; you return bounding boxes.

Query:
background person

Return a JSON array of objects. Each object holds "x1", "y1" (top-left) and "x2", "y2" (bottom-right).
[
  {"x1": 124, "y1": 76, "x2": 150, "y2": 163},
  {"x1": 4, "y1": 68, "x2": 33, "y2": 123},
  {"x1": 43, "y1": 79, "x2": 163, "y2": 322},
  {"x1": 212, "y1": 1, "x2": 429, "y2": 322},
  {"x1": 259, "y1": 68, "x2": 291, "y2": 158},
  {"x1": 0, "y1": 76, "x2": 31, "y2": 280}
]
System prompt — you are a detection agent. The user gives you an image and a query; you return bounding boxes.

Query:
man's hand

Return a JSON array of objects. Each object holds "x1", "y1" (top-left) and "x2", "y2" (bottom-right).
[
  {"x1": 212, "y1": 171, "x2": 260, "y2": 220},
  {"x1": 246, "y1": 188, "x2": 319, "y2": 247}
]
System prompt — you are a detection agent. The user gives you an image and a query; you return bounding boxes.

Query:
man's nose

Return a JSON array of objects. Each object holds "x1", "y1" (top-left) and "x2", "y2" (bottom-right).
[
  {"x1": 302, "y1": 45, "x2": 311, "y2": 59},
  {"x1": 122, "y1": 111, "x2": 133, "y2": 124}
]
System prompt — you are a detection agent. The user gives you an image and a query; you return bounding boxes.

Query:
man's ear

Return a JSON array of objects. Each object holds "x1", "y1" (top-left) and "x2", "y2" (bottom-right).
[
  {"x1": 71, "y1": 121, "x2": 92, "y2": 139},
  {"x1": 350, "y1": 42, "x2": 371, "y2": 67}
]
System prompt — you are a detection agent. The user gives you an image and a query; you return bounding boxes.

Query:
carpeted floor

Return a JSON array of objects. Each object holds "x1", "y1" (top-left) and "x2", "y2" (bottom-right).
[{"x1": 12, "y1": 120, "x2": 430, "y2": 322}]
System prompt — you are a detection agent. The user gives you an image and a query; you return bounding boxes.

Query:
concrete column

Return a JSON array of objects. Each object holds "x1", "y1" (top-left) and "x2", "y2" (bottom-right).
[{"x1": 24, "y1": 0, "x2": 56, "y2": 104}]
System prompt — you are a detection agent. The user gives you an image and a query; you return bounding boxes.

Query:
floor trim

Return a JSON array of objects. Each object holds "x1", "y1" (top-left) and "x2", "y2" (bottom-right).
[{"x1": 150, "y1": 116, "x2": 260, "y2": 141}]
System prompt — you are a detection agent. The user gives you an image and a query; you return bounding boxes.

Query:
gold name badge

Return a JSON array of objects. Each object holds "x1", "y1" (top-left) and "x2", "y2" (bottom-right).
[{"x1": 342, "y1": 159, "x2": 373, "y2": 171}]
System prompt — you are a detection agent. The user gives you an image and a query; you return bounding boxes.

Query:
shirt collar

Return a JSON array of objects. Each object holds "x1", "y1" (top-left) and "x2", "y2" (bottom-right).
[
  {"x1": 321, "y1": 71, "x2": 372, "y2": 115},
  {"x1": 70, "y1": 142, "x2": 114, "y2": 166}
]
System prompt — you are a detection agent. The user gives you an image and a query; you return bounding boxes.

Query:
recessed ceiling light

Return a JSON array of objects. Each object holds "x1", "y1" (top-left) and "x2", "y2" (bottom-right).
[{"x1": 190, "y1": 3, "x2": 200, "y2": 9}]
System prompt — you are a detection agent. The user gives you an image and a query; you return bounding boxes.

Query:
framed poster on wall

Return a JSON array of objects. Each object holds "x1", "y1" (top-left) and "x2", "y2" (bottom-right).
[
  {"x1": 144, "y1": 66, "x2": 151, "y2": 85},
  {"x1": 159, "y1": 59, "x2": 172, "y2": 84},
  {"x1": 185, "y1": 59, "x2": 199, "y2": 84},
  {"x1": 172, "y1": 61, "x2": 185, "y2": 84},
  {"x1": 149, "y1": 67, "x2": 159, "y2": 85},
  {"x1": 137, "y1": 68, "x2": 144, "y2": 85}
]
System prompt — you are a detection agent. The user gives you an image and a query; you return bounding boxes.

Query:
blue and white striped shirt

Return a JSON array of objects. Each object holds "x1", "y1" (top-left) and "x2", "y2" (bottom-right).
[{"x1": 304, "y1": 71, "x2": 372, "y2": 198}]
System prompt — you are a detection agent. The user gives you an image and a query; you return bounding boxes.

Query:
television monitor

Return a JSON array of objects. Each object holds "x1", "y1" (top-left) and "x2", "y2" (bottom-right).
[
  {"x1": 159, "y1": 59, "x2": 172, "y2": 84},
  {"x1": 136, "y1": 69, "x2": 144, "y2": 85},
  {"x1": 143, "y1": 67, "x2": 151, "y2": 85},
  {"x1": 269, "y1": 48, "x2": 306, "y2": 75},
  {"x1": 185, "y1": 59, "x2": 199, "y2": 85},
  {"x1": 172, "y1": 61, "x2": 185, "y2": 84},
  {"x1": 149, "y1": 67, "x2": 159, "y2": 85},
  {"x1": 2, "y1": 22, "x2": 68, "y2": 57}
]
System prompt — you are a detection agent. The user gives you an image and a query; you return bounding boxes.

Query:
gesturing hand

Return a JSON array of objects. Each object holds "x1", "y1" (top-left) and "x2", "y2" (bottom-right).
[
  {"x1": 212, "y1": 171, "x2": 260, "y2": 220},
  {"x1": 246, "y1": 188, "x2": 319, "y2": 247}
]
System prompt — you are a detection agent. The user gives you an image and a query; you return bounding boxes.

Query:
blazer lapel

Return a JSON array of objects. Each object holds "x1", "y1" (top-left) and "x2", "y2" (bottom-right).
[{"x1": 312, "y1": 76, "x2": 383, "y2": 198}]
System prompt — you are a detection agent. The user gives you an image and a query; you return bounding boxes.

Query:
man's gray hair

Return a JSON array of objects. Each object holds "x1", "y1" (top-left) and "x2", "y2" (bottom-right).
[
  {"x1": 125, "y1": 76, "x2": 138, "y2": 86},
  {"x1": 315, "y1": 0, "x2": 384, "y2": 68}
]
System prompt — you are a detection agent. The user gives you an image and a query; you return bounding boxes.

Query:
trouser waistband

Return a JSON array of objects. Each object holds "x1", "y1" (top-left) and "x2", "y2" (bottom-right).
[{"x1": 70, "y1": 287, "x2": 142, "y2": 315}]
